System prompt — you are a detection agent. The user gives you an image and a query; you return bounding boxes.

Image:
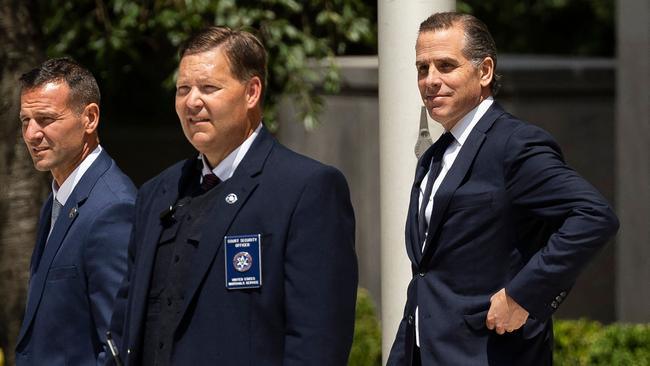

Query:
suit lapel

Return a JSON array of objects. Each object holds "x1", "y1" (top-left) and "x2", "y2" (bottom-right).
[
  {"x1": 17, "y1": 150, "x2": 112, "y2": 344},
  {"x1": 405, "y1": 156, "x2": 432, "y2": 266},
  {"x1": 29, "y1": 196, "x2": 53, "y2": 275},
  {"x1": 175, "y1": 126, "x2": 275, "y2": 328},
  {"x1": 419, "y1": 103, "x2": 506, "y2": 269}
]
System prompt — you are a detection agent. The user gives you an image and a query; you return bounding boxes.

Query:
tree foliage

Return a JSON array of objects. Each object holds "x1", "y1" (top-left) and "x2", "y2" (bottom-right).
[
  {"x1": 458, "y1": 0, "x2": 615, "y2": 56},
  {"x1": 33, "y1": 0, "x2": 375, "y2": 130}
]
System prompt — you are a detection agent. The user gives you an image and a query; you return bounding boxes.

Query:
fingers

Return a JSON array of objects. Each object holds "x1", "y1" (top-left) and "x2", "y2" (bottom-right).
[{"x1": 485, "y1": 304, "x2": 498, "y2": 330}]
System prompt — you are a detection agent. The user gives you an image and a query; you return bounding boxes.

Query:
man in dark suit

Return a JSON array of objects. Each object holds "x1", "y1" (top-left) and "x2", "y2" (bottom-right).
[
  {"x1": 15, "y1": 58, "x2": 136, "y2": 365},
  {"x1": 387, "y1": 12, "x2": 619, "y2": 365},
  {"x1": 109, "y1": 26, "x2": 357, "y2": 365}
]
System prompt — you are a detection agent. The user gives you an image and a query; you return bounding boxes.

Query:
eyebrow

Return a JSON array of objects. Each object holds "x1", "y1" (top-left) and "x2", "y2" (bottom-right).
[
  {"x1": 416, "y1": 56, "x2": 458, "y2": 66},
  {"x1": 19, "y1": 110, "x2": 58, "y2": 119}
]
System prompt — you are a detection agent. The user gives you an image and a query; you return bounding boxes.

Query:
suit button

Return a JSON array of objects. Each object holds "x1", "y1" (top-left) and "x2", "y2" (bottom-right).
[
  {"x1": 555, "y1": 295, "x2": 563, "y2": 303},
  {"x1": 127, "y1": 349, "x2": 131, "y2": 354},
  {"x1": 408, "y1": 315, "x2": 414, "y2": 325},
  {"x1": 419, "y1": 272, "x2": 425, "y2": 277},
  {"x1": 551, "y1": 301, "x2": 559, "y2": 309},
  {"x1": 560, "y1": 291, "x2": 567, "y2": 297}
]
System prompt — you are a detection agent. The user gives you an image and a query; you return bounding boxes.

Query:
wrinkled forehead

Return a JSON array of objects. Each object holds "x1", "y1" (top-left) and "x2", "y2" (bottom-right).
[{"x1": 20, "y1": 81, "x2": 73, "y2": 112}]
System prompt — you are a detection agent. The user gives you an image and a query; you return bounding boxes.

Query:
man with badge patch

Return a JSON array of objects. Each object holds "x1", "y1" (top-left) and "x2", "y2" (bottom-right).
[{"x1": 109, "y1": 26, "x2": 358, "y2": 366}]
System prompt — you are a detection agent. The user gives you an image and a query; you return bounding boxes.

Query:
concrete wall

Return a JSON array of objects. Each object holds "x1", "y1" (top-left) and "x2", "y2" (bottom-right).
[
  {"x1": 616, "y1": 0, "x2": 650, "y2": 322},
  {"x1": 276, "y1": 55, "x2": 618, "y2": 322}
]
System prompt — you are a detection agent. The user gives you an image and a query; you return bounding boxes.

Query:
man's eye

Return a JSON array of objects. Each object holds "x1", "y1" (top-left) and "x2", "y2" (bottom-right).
[
  {"x1": 176, "y1": 86, "x2": 190, "y2": 96},
  {"x1": 35, "y1": 117, "x2": 55, "y2": 125},
  {"x1": 201, "y1": 85, "x2": 218, "y2": 93},
  {"x1": 439, "y1": 63, "x2": 455, "y2": 71},
  {"x1": 417, "y1": 65, "x2": 428, "y2": 74}
]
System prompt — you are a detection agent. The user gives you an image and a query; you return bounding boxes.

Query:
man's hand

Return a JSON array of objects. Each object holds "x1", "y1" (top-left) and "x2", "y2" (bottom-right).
[{"x1": 485, "y1": 288, "x2": 529, "y2": 335}]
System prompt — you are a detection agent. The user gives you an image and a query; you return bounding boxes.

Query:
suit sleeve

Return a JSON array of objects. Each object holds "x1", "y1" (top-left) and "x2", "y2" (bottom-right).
[
  {"x1": 82, "y1": 199, "x2": 134, "y2": 366},
  {"x1": 503, "y1": 124, "x2": 619, "y2": 321},
  {"x1": 106, "y1": 189, "x2": 147, "y2": 366},
  {"x1": 283, "y1": 166, "x2": 358, "y2": 365}
]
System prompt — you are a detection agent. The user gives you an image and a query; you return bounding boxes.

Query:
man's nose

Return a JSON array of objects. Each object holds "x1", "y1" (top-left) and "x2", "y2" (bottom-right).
[
  {"x1": 23, "y1": 119, "x2": 43, "y2": 143},
  {"x1": 185, "y1": 87, "x2": 204, "y2": 110},
  {"x1": 425, "y1": 68, "x2": 442, "y2": 87}
]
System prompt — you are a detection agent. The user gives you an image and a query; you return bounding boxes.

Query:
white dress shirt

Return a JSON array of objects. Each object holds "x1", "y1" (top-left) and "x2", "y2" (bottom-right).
[
  {"x1": 200, "y1": 122, "x2": 262, "y2": 182},
  {"x1": 52, "y1": 145, "x2": 103, "y2": 206},
  {"x1": 415, "y1": 97, "x2": 494, "y2": 347}
]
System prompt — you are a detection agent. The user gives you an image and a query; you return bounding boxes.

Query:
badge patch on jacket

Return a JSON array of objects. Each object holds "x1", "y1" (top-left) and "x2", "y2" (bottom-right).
[{"x1": 224, "y1": 234, "x2": 262, "y2": 289}]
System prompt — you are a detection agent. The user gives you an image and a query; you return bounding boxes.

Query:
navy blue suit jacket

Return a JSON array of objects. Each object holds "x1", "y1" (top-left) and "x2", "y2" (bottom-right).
[
  {"x1": 388, "y1": 103, "x2": 619, "y2": 365},
  {"x1": 16, "y1": 150, "x2": 136, "y2": 366},
  {"x1": 110, "y1": 126, "x2": 358, "y2": 365}
]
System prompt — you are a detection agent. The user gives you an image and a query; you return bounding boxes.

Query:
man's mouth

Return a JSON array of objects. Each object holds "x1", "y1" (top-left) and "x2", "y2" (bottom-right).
[{"x1": 189, "y1": 117, "x2": 210, "y2": 123}]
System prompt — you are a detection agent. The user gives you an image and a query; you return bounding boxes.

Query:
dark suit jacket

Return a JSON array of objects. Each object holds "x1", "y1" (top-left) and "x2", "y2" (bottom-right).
[
  {"x1": 15, "y1": 150, "x2": 136, "y2": 366},
  {"x1": 387, "y1": 103, "x2": 619, "y2": 366},
  {"x1": 110, "y1": 126, "x2": 358, "y2": 365}
]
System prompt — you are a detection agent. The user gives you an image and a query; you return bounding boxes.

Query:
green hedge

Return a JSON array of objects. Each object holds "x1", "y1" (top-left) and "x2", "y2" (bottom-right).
[
  {"x1": 555, "y1": 319, "x2": 650, "y2": 365},
  {"x1": 349, "y1": 288, "x2": 382, "y2": 366}
]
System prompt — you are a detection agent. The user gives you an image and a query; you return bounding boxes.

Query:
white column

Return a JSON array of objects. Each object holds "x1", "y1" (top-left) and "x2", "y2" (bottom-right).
[{"x1": 378, "y1": 1, "x2": 455, "y2": 361}]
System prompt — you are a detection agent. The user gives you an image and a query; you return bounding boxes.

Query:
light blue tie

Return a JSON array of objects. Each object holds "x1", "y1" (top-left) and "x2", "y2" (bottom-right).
[{"x1": 49, "y1": 198, "x2": 63, "y2": 237}]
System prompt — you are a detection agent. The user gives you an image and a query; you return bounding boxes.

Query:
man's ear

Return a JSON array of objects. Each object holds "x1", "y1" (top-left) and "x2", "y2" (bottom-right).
[
  {"x1": 246, "y1": 76, "x2": 262, "y2": 108},
  {"x1": 479, "y1": 57, "x2": 494, "y2": 88},
  {"x1": 82, "y1": 103, "x2": 100, "y2": 134}
]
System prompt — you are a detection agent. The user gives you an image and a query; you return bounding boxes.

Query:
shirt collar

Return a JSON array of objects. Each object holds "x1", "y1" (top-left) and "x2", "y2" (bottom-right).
[
  {"x1": 200, "y1": 122, "x2": 262, "y2": 181},
  {"x1": 448, "y1": 96, "x2": 494, "y2": 146},
  {"x1": 52, "y1": 145, "x2": 103, "y2": 206}
]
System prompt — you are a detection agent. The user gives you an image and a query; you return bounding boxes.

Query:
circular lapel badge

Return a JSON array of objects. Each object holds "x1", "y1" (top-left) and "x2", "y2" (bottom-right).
[{"x1": 225, "y1": 193, "x2": 238, "y2": 204}]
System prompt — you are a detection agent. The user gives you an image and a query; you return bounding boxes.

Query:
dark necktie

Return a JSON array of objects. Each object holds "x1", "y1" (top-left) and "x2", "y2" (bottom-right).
[
  {"x1": 418, "y1": 132, "x2": 455, "y2": 244},
  {"x1": 201, "y1": 173, "x2": 221, "y2": 192}
]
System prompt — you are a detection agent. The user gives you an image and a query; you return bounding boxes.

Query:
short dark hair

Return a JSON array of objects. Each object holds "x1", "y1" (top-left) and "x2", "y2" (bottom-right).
[
  {"x1": 19, "y1": 57, "x2": 101, "y2": 112},
  {"x1": 179, "y1": 26, "x2": 267, "y2": 98},
  {"x1": 419, "y1": 12, "x2": 501, "y2": 95}
]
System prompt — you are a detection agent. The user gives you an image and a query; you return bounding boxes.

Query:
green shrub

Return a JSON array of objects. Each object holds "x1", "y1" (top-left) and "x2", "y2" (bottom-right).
[
  {"x1": 554, "y1": 318, "x2": 603, "y2": 366},
  {"x1": 349, "y1": 288, "x2": 382, "y2": 366},
  {"x1": 554, "y1": 319, "x2": 650, "y2": 366},
  {"x1": 587, "y1": 323, "x2": 650, "y2": 365}
]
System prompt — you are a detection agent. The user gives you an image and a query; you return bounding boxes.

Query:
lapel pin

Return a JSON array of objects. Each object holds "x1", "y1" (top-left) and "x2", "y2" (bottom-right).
[
  {"x1": 225, "y1": 193, "x2": 238, "y2": 204},
  {"x1": 69, "y1": 206, "x2": 78, "y2": 219}
]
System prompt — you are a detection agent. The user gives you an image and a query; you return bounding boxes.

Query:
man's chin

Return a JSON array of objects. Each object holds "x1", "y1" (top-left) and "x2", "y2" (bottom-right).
[
  {"x1": 33, "y1": 161, "x2": 52, "y2": 172},
  {"x1": 426, "y1": 107, "x2": 447, "y2": 122}
]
